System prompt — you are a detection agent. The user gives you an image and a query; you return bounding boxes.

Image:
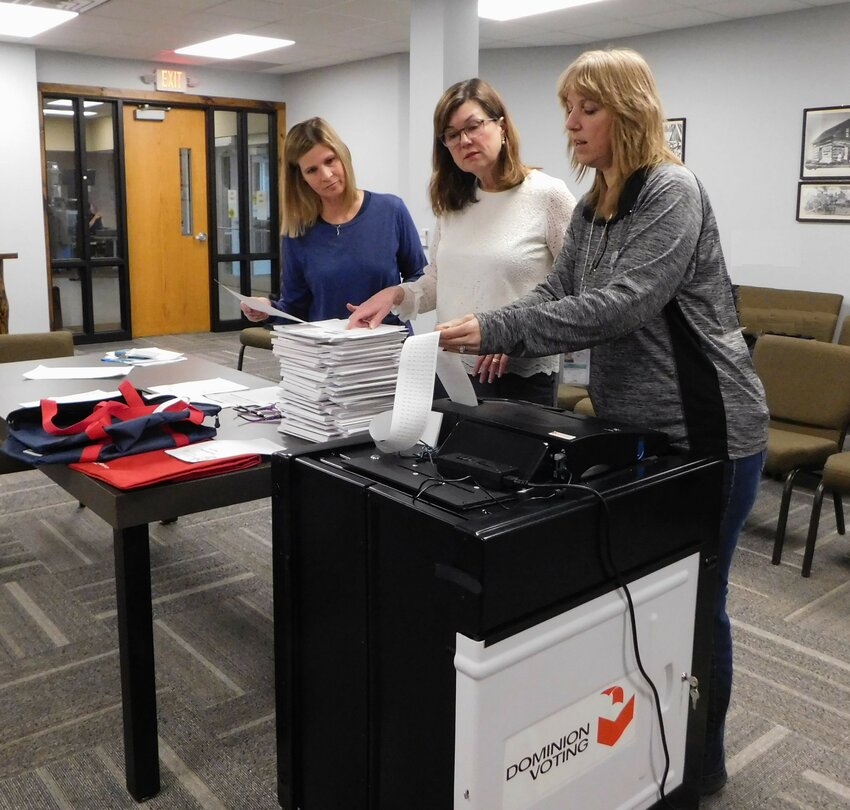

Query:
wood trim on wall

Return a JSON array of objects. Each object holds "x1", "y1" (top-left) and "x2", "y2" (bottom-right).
[{"x1": 38, "y1": 82, "x2": 285, "y2": 112}]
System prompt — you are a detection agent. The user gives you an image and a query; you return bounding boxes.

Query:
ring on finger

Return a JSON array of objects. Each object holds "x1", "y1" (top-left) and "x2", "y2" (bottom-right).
[{"x1": 459, "y1": 345, "x2": 467, "y2": 354}]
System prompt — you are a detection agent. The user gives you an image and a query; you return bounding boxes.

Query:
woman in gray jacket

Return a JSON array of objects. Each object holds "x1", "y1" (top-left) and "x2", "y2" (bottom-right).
[{"x1": 437, "y1": 47, "x2": 768, "y2": 798}]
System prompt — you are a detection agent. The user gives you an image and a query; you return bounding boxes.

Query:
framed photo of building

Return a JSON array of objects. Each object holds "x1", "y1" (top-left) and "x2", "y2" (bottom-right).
[
  {"x1": 796, "y1": 182, "x2": 850, "y2": 222},
  {"x1": 801, "y1": 105, "x2": 850, "y2": 179},
  {"x1": 664, "y1": 118, "x2": 686, "y2": 162}
]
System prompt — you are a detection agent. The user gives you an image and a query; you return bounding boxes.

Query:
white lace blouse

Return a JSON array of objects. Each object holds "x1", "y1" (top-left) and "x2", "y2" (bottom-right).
[{"x1": 395, "y1": 170, "x2": 575, "y2": 377}]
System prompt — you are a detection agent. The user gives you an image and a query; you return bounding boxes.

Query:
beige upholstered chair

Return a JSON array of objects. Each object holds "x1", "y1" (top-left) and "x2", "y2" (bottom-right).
[
  {"x1": 0, "y1": 330, "x2": 73, "y2": 364},
  {"x1": 752, "y1": 334, "x2": 850, "y2": 569},
  {"x1": 573, "y1": 397, "x2": 596, "y2": 416},
  {"x1": 237, "y1": 326, "x2": 273, "y2": 370},
  {"x1": 557, "y1": 383, "x2": 589, "y2": 410},
  {"x1": 802, "y1": 451, "x2": 850, "y2": 577},
  {"x1": 836, "y1": 315, "x2": 850, "y2": 347},
  {"x1": 736, "y1": 286, "x2": 843, "y2": 342},
  {"x1": 0, "y1": 331, "x2": 74, "y2": 474}
]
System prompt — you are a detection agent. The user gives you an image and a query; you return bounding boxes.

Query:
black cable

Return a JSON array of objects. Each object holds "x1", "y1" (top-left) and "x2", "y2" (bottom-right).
[
  {"x1": 509, "y1": 478, "x2": 679, "y2": 809},
  {"x1": 408, "y1": 470, "x2": 510, "y2": 510}
]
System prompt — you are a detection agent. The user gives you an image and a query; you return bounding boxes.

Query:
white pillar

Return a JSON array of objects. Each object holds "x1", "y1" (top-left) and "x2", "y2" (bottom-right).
[{"x1": 407, "y1": 0, "x2": 479, "y2": 229}]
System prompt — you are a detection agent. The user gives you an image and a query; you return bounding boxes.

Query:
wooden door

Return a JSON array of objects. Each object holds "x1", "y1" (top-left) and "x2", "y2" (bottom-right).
[{"x1": 123, "y1": 106, "x2": 209, "y2": 336}]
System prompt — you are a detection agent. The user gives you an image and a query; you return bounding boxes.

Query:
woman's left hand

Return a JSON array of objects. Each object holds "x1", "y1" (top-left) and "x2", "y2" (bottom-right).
[
  {"x1": 436, "y1": 314, "x2": 481, "y2": 355},
  {"x1": 473, "y1": 353, "x2": 509, "y2": 383}
]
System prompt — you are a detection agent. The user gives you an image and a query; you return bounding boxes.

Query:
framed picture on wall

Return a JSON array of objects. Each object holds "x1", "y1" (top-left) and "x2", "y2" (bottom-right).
[
  {"x1": 801, "y1": 105, "x2": 850, "y2": 179},
  {"x1": 796, "y1": 182, "x2": 850, "y2": 222},
  {"x1": 664, "y1": 118, "x2": 686, "y2": 162}
]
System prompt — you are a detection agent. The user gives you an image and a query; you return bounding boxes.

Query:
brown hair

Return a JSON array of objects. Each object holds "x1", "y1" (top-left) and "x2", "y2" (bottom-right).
[
  {"x1": 556, "y1": 48, "x2": 680, "y2": 213},
  {"x1": 429, "y1": 78, "x2": 529, "y2": 215},
  {"x1": 282, "y1": 117, "x2": 358, "y2": 237}
]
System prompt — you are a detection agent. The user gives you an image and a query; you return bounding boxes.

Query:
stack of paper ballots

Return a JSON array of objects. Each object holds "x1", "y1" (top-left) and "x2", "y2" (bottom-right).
[{"x1": 271, "y1": 319, "x2": 408, "y2": 442}]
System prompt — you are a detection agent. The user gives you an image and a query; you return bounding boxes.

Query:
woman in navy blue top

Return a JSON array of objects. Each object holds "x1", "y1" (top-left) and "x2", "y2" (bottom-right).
[{"x1": 241, "y1": 118, "x2": 425, "y2": 324}]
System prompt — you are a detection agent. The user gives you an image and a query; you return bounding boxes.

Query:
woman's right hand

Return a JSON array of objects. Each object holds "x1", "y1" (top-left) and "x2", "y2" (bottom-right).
[
  {"x1": 346, "y1": 286, "x2": 404, "y2": 329},
  {"x1": 240, "y1": 297, "x2": 271, "y2": 322}
]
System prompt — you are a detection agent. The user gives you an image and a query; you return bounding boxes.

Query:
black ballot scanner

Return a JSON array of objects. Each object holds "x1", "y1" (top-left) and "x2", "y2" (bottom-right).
[{"x1": 271, "y1": 398, "x2": 722, "y2": 810}]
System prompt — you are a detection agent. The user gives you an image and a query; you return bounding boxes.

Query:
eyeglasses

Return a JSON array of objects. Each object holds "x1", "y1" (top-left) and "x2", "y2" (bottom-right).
[
  {"x1": 440, "y1": 117, "x2": 500, "y2": 148},
  {"x1": 234, "y1": 404, "x2": 283, "y2": 424}
]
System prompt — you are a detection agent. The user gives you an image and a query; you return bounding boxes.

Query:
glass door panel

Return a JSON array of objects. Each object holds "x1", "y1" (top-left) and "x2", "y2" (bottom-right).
[
  {"x1": 214, "y1": 111, "x2": 240, "y2": 255},
  {"x1": 45, "y1": 101, "x2": 80, "y2": 260},
  {"x1": 84, "y1": 101, "x2": 120, "y2": 261},
  {"x1": 216, "y1": 260, "x2": 242, "y2": 320},
  {"x1": 250, "y1": 259, "x2": 273, "y2": 298},
  {"x1": 43, "y1": 94, "x2": 128, "y2": 343},
  {"x1": 91, "y1": 266, "x2": 122, "y2": 331},
  {"x1": 210, "y1": 108, "x2": 279, "y2": 330},
  {"x1": 248, "y1": 113, "x2": 271, "y2": 254}
]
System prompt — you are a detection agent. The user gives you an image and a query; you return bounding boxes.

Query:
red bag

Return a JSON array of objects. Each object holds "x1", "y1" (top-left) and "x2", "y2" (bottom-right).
[
  {"x1": 2, "y1": 379, "x2": 219, "y2": 466},
  {"x1": 69, "y1": 446, "x2": 261, "y2": 489}
]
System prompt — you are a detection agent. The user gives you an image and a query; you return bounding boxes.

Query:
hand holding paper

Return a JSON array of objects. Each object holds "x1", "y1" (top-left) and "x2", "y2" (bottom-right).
[{"x1": 215, "y1": 280, "x2": 306, "y2": 323}]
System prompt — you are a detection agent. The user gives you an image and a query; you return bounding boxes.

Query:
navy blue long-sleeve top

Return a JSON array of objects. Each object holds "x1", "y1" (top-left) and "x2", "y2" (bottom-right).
[{"x1": 273, "y1": 191, "x2": 426, "y2": 324}]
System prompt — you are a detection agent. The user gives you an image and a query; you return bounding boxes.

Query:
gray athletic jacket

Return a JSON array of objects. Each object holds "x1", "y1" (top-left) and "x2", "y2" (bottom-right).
[{"x1": 477, "y1": 163, "x2": 768, "y2": 459}]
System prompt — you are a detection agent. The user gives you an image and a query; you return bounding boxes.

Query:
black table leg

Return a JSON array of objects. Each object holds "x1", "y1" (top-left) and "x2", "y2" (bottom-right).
[{"x1": 114, "y1": 524, "x2": 160, "y2": 801}]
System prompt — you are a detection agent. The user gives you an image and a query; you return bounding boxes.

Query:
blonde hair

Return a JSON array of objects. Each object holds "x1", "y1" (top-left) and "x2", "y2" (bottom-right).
[
  {"x1": 556, "y1": 48, "x2": 680, "y2": 213},
  {"x1": 282, "y1": 117, "x2": 358, "y2": 237},
  {"x1": 429, "y1": 78, "x2": 529, "y2": 215}
]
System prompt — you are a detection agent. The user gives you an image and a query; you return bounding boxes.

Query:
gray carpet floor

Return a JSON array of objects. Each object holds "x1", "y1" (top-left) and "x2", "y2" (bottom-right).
[{"x1": 0, "y1": 332, "x2": 848, "y2": 808}]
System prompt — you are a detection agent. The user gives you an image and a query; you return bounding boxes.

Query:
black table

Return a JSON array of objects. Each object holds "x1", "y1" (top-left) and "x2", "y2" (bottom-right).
[{"x1": 0, "y1": 352, "x2": 351, "y2": 802}]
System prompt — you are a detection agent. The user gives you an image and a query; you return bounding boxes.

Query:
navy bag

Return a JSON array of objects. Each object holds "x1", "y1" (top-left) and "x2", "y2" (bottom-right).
[{"x1": 1, "y1": 379, "x2": 220, "y2": 466}]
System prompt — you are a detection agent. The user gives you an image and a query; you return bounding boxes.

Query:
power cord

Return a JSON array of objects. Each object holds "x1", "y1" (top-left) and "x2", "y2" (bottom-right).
[
  {"x1": 507, "y1": 478, "x2": 679, "y2": 809},
  {"x1": 407, "y1": 469, "x2": 510, "y2": 510}
]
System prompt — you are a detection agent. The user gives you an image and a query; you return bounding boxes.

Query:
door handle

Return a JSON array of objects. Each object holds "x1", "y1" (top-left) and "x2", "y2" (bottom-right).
[{"x1": 194, "y1": 232, "x2": 208, "y2": 242}]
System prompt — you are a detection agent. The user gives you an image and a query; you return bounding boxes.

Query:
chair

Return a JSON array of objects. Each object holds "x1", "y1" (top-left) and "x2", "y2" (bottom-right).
[
  {"x1": 836, "y1": 314, "x2": 850, "y2": 346},
  {"x1": 752, "y1": 334, "x2": 850, "y2": 571},
  {"x1": 0, "y1": 330, "x2": 73, "y2": 364},
  {"x1": 736, "y1": 285, "x2": 843, "y2": 342},
  {"x1": 573, "y1": 397, "x2": 596, "y2": 416},
  {"x1": 802, "y1": 451, "x2": 850, "y2": 577},
  {"x1": 0, "y1": 331, "x2": 74, "y2": 474},
  {"x1": 237, "y1": 326, "x2": 273, "y2": 371},
  {"x1": 557, "y1": 383, "x2": 588, "y2": 410}
]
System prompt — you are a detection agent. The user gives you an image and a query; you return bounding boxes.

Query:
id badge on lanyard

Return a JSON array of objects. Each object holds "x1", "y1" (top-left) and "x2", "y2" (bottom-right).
[{"x1": 562, "y1": 348, "x2": 590, "y2": 386}]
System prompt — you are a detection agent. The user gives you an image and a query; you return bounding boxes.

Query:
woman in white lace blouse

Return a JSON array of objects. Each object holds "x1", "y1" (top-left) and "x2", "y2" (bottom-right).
[{"x1": 347, "y1": 78, "x2": 575, "y2": 405}]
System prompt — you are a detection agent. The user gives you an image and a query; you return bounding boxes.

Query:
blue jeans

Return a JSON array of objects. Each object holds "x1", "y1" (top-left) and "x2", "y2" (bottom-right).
[{"x1": 702, "y1": 450, "x2": 765, "y2": 782}]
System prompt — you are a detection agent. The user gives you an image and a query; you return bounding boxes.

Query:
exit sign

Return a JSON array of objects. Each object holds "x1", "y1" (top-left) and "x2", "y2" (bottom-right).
[{"x1": 155, "y1": 68, "x2": 187, "y2": 92}]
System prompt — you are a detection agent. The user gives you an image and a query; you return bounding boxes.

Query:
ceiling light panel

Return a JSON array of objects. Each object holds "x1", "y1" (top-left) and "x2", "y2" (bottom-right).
[
  {"x1": 175, "y1": 34, "x2": 295, "y2": 60},
  {"x1": 479, "y1": 0, "x2": 606, "y2": 22},
  {"x1": 0, "y1": 1, "x2": 76, "y2": 36}
]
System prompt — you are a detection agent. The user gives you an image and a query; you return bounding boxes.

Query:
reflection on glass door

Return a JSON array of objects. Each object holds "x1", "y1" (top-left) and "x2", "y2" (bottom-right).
[
  {"x1": 43, "y1": 95, "x2": 128, "y2": 342},
  {"x1": 211, "y1": 109, "x2": 278, "y2": 328}
]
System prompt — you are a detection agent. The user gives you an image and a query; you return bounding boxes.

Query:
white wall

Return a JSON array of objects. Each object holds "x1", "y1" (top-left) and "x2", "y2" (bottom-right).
[
  {"x1": 481, "y1": 3, "x2": 850, "y2": 316},
  {"x1": 0, "y1": 44, "x2": 51, "y2": 332},
  {"x1": 277, "y1": 54, "x2": 410, "y2": 208},
  {"x1": 278, "y1": 3, "x2": 850, "y2": 333},
  {"x1": 7, "y1": 4, "x2": 850, "y2": 334}
]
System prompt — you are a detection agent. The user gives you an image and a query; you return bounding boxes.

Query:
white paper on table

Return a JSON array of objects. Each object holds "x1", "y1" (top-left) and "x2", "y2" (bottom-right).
[
  {"x1": 369, "y1": 330, "x2": 440, "y2": 453},
  {"x1": 165, "y1": 438, "x2": 285, "y2": 462},
  {"x1": 435, "y1": 350, "x2": 478, "y2": 407},
  {"x1": 147, "y1": 378, "x2": 249, "y2": 402},
  {"x1": 276, "y1": 319, "x2": 406, "y2": 341},
  {"x1": 23, "y1": 364, "x2": 131, "y2": 380},
  {"x1": 215, "y1": 280, "x2": 305, "y2": 322},
  {"x1": 102, "y1": 348, "x2": 186, "y2": 366},
  {"x1": 19, "y1": 388, "x2": 120, "y2": 408},
  {"x1": 204, "y1": 386, "x2": 281, "y2": 408}
]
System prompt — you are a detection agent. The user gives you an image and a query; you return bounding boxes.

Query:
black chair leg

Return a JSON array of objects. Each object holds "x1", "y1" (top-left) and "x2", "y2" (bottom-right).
[
  {"x1": 237, "y1": 345, "x2": 246, "y2": 371},
  {"x1": 773, "y1": 468, "x2": 799, "y2": 565},
  {"x1": 833, "y1": 491, "x2": 845, "y2": 535},
  {"x1": 803, "y1": 481, "x2": 827, "y2": 577}
]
